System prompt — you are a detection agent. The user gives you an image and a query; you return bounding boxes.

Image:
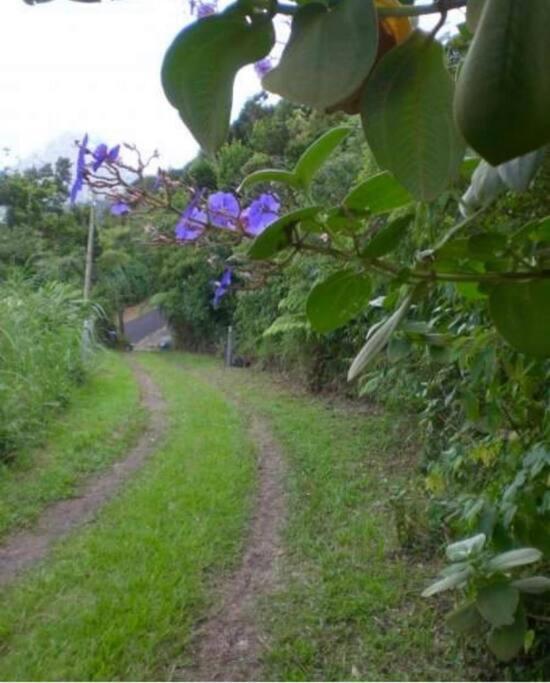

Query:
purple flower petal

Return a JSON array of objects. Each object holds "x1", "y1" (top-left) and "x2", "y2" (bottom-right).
[
  {"x1": 92, "y1": 143, "x2": 108, "y2": 172},
  {"x1": 243, "y1": 193, "x2": 280, "y2": 236},
  {"x1": 70, "y1": 133, "x2": 89, "y2": 204},
  {"x1": 207, "y1": 191, "x2": 240, "y2": 230},
  {"x1": 254, "y1": 58, "x2": 272, "y2": 79},
  {"x1": 175, "y1": 191, "x2": 208, "y2": 241},
  {"x1": 197, "y1": 1, "x2": 216, "y2": 17},
  {"x1": 111, "y1": 201, "x2": 130, "y2": 216},
  {"x1": 107, "y1": 145, "x2": 120, "y2": 163},
  {"x1": 212, "y1": 268, "x2": 232, "y2": 307}
]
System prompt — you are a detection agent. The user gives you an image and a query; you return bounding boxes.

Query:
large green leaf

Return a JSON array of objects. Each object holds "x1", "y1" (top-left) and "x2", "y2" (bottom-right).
[
  {"x1": 446, "y1": 602, "x2": 484, "y2": 634},
  {"x1": 455, "y1": 0, "x2": 550, "y2": 165},
  {"x1": 248, "y1": 207, "x2": 322, "y2": 260},
  {"x1": 361, "y1": 30, "x2": 465, "y2": 201},
  {"x1": 476, "y1": 582, "x2": 519, "y2": 628},
  {"x1": 512, "y1": 576, "x2": 550, "y2": 594},
  {"x1": 343, "y1": 172, "x2": 413, "y2": 214},
  {"x1": 263, "y1": 0, "x2": 378, "y2": 109},
  {"x1": 161, "y1": 12, "x2": 274, "y2": 154},
  {"x1": 362, "y1": 215, "x2": 412, "y2": 258},
  {"x1": 238, "y1": 169, "x2": 299, "y2": 192},
  {"x1": 348, "y1": 292, "x2": 413, "y2": 381},
  {"x1": 421, "y1": 568, "x2": 472, "y2": 598},
  {"x1": 466, "y1": 0, "x2": 486, "y2": 32},
  {"x1": 306, "y1": 269, "x2": 372, "y2": 333},
  {"x1": 487, "y1": 547, "x2": 543, "y2": 571},
  {"x1": 489, "y1": 281, "x2": 550, "y2": 358},
  {"x1": 446, "y1": 533, "x2": 486, "y2": 562},
  {"x1": 294, "y1": 127, "x2": 351, "y2": 188},
  {"x1": 487, "y1": 607, "x2": 527, "y2": 662}
]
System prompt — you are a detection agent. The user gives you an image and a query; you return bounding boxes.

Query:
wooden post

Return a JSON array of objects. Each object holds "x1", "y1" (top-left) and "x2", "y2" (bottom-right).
[
  {"x1": 225, "y1": 325, "x2": 234, "y2": 367},
  {"x1": 83, "y1": 203, "x2": 95, "y2": 301}
]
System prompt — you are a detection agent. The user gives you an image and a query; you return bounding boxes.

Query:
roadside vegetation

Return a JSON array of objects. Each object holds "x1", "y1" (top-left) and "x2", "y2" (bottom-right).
[
  {"x1": 0, "y1": 276, "x2": 93, "y2": 459},
  {"x1": 0, "y1": 352, "x2": 144, "y2": 538}
]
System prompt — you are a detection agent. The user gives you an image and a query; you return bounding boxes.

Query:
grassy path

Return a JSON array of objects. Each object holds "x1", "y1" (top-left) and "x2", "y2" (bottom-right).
[
  {"x1": 0, "y1": 351, "x2": 145, "y2": 539},
  {"x1": 0, "y1": 353, "x2": 256, "y2": 680},
  {"x1": 0, "y1": 352, "x2": 477, "y2": 681},
  {"x1": 180, "y1": 355, "x2": 478, "y2": 681}
]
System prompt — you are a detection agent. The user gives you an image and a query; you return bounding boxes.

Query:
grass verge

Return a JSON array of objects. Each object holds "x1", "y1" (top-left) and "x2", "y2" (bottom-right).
[
  {"x1": 180, "y1": 354, "x2": 481, "y2": 681},
  {"x1": 0, "y1": 351, "x2": 145, "y2": 539},
  {"x1": 0, "y1": 353, "x2": 255, "y2": 681}
]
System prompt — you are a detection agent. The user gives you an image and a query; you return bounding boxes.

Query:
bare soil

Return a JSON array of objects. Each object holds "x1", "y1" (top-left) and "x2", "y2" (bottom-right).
[
  {"x1": 174, "y1": 371, "x2": 287, "y2": 683},
  {"x1": 0, "y1": 357, "x2": 166, "y2": 587}
]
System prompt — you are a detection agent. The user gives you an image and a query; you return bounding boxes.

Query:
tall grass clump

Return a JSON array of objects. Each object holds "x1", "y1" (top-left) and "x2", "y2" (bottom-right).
[{"x1": 0, "y1": 275, "x2": 93, "y2": 460}]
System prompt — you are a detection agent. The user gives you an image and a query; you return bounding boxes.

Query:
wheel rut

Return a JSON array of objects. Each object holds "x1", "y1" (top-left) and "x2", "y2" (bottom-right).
[
  {"x1": 0, "y1": 356, "x2": 166, "y2": 587},
  {"x1": 174, "y1": 368, "x2": 287, "y2": 682}
]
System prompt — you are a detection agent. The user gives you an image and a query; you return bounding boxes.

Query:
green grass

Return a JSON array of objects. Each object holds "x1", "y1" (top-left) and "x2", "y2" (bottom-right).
[
  {"x1": 0, "y1": 351, "x2": 145, "y2": 538},
  {"x1": 0, "y1": 353, "x2": 256, "y2": 681},
  {"x1": 176, "y1": 354, "x2": 479, "y2": 681}
]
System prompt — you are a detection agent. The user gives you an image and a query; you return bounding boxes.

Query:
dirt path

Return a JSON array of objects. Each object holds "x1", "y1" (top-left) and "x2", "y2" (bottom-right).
[
  {"x1": 175, "y1": 370, "x2": 287, "y2": 682},
  {"x1": 0, "y1": 357, "x2": 166, "y2": 587}
]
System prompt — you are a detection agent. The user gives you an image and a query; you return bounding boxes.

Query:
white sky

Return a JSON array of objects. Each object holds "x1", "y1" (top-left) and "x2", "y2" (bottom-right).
[{"x1": 0, "y1": 0, "x2": 266, "y2": 170}]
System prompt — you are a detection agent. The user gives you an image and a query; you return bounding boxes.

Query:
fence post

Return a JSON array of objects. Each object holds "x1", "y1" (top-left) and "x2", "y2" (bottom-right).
[{"x1": 225, "y1": 325, "x2": 234, "y2": 367}]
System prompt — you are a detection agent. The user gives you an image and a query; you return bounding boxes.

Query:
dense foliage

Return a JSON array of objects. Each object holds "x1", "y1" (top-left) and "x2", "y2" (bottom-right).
[{"x1": 0, "y1": 276, "x2": 91, "y2": 459}]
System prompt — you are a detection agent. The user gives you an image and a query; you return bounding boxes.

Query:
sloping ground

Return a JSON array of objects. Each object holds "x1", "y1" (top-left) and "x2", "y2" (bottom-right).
[{"x1": 0, "y1": 353, "x2": 484, "y2": 681}]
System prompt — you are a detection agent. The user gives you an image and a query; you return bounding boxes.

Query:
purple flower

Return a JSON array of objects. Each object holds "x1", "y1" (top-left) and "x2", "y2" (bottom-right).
[
  {"x1": 111, "y1": 201, "x2": 130, "y2": 216},
  {"x1": 207, "y1": 191, "x2": 240, "y2": 230},
  {"x1": 70, "y1": 133, "x2": 89, "y2": 205},
  {"x1": 92, "y1": 143, "x2": 120, "y2": 172},
  {"x1": 197, "y1": 1, "x2": 216, "y2": 17},
  {"x1": 213, "y1": 268, "x2": 232, "y2": 308},
  {"x1": 242, "y1": 193, "x2": 280, "y2": 236},
  {"x1": 254, "y1": 58, "x2": 272, "y2": 79},
  {"x1": 175, "y1": 192, "x2": 207, "y2": 241}
]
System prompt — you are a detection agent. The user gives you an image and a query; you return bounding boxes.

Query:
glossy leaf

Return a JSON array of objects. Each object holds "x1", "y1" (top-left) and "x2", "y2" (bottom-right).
[
  {"x1": 446, "y1": 533, "x2": 486, "y2": 561},
  {"x1": 238, "y1": 169, "x2": 299, "y2": 192},
  {"x1": 362, "y1": 30, "x2": 465, "y2": 200},
  {"x1": 488, "y1": 547, "x2": 543, "y2": 572},
  {"x1": 489, "y1": 281, "x2": 550, "y2": 358},
  {"x1": 294, "y1": 127, "x2": 351, "y2": 188},
  {"x1": 343, "y1": 172, "x2": 413, "y2": 214},
  {"x1": 476, "y1": 583, "x2": 519, "y2": 627},
  {"x1": 162, "y1": 13, "x2": 274, "y2": 154},
  {"x1": 362, "y1": 215, "x2": 412, "y2": 258},
  {"x1": 421, "y1": 568, "x2": 472, "y2": 598},
  {"x1": 455, "y1": 0, "x2": 550, "y2": 165},
  {"x1": 348, "y1": 292, "x2": 413, "y2": 381},
  {"x1": 263, "y1": 0, "x2": 378, "y2": 109},
  {"x1": 248, "y1": 206, "x2": 322, "y2": 260},
  {"x1": 306, "y1": 269, "x2": 372, "y2": 333}
]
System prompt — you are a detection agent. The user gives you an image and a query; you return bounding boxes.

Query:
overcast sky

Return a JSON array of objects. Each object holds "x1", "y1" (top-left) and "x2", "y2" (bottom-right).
[
  {"x1": 0, "y1": 0, "x2": 462, "y2": 172},
  {"x1": 0, "y1": 0, "x2": 267, "y2": 170}
]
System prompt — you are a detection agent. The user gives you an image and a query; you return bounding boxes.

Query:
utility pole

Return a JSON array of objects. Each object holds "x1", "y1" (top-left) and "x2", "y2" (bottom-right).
[
  {"x1": 83, "y1": 203, "x2": 95, "y2": 300},
  {"x1": 82, "y1": 203, "x2": 95, "y2": 358}
]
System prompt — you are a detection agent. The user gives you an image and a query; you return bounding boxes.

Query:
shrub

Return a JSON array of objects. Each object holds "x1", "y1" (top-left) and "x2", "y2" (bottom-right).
[{"x1": 0, "y1": 275, "x2": 93, "y2": 460}]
